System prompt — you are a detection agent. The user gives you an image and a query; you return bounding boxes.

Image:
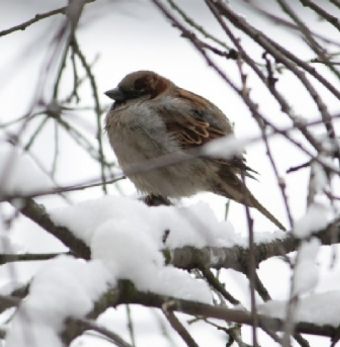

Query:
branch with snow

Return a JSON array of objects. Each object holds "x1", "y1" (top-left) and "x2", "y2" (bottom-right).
[
  {"x1": 4, "y1": 193, "x2": 339, "y2": 346},
  {"x1": 6, "y1": 195, "x2": 340, "y2": 272},
  {"x1": 5, "y1": 272, "x2": 340, "y2": 346}
]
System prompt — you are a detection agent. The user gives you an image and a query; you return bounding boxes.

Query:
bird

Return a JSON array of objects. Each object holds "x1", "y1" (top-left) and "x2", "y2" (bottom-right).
[{"x1": 104, "y1": 70, "x2": 285, "y2": 230}]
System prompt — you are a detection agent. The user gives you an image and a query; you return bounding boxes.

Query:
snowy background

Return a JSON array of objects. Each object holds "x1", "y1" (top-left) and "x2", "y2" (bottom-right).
[{"x1": 1, "y1": 0, "x2": 340, "y2": 346}]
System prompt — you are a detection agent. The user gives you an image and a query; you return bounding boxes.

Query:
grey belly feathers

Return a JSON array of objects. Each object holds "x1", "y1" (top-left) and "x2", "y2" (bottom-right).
[{"x1": 106, "y1": 102, "x2": 215, "y2": 197}]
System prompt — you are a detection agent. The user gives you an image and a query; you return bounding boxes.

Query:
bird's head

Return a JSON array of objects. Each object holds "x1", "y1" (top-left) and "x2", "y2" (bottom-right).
[{"x1": 105, "y1": 70, "x2": 171, "y2": 104}]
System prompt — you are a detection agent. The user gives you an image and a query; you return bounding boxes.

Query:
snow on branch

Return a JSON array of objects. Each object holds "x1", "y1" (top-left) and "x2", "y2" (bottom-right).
[
  {"x1": 5, "y1": 277, "x2": 340, "y2": 345},
  {"x1": 8, "y1": 195, "x2": 340, "y2": 272}
]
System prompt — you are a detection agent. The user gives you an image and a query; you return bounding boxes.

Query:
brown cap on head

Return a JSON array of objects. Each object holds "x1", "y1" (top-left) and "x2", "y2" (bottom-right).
[{"x1": 104, "y1": 71, "x2": 171, "y2": 101}]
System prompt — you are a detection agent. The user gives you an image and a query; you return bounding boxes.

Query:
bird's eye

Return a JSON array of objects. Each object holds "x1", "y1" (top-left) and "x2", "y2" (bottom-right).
[{"x1": 134, "y1": 77, "x2": 148, "y2": 92}]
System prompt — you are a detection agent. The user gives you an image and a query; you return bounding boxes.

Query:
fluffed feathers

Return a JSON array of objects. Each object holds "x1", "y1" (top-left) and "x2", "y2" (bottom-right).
[{"x1": 105, "y1": 70, "x2": 285, "y2": 230}]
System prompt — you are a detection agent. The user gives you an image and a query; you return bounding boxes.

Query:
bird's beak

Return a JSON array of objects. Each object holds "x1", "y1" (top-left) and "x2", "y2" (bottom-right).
[{"x1": 104, "y1": 87, "x2": 125, "y2": 101}]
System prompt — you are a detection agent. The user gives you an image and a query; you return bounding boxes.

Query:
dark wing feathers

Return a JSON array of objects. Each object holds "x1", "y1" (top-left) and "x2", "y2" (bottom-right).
[
  {"x1": 158, "y1": 88, "x2": 257, "y2": 178},
  {"x1": 165, "y1": 116, "x2": 224, "y2": 146}
]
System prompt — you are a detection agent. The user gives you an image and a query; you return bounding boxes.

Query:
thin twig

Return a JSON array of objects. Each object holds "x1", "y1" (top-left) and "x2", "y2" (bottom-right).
[
  {"x1": 71, "y1": 38, "x2": 107, "y2": 193},
  {"x1": 126, "y1": 305, "x2": 136, "y2": 347},
  {"x1": 78, "y1": 319, "x2": 133, "y2": 347},
  {"x1": 0, "y1": 252, "x2": 70, "y2": 265},
  {"x1": 0, "y1": 6, "x2": 67, "y2": 37},
  {"x1": 162, "y1": 302, "x2": 199, "y2": 347},
  {"x1": 299, "y1": 0, "x2": 340, "y2": 32},
  {"x1": 200, "y1": 266, "x2": 240, "y2": 305}
]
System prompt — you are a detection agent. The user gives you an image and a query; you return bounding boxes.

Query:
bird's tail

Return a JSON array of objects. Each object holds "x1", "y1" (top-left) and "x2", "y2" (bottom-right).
[
  {"x1": 248, "y1": 194, "x2": 286, "y2": 231},
  {"x1": 214, "y1": 173, "x2": 286, "y2": 231}
]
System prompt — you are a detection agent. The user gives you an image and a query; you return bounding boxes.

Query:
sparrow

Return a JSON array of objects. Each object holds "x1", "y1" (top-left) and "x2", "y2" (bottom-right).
[{"x1": 105, "y1": 70, "x2": 285, "y2": 230}]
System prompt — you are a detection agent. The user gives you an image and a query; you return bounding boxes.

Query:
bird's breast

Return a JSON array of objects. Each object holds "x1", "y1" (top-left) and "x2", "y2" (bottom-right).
[
  {"x1": 105, "y1": 103, "x2": 179, "y2": 168},
  {"x1": 105, "y1": 102, "x2": 213, "y2": 197}
]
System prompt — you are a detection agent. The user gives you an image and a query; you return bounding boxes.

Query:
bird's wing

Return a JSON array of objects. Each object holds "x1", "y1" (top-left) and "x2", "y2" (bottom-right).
[{"x1": 158, "y1": 88, "x2": 257, "y2": 177}]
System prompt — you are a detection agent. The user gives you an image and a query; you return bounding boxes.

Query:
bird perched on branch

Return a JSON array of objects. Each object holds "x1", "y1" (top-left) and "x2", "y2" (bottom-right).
[{"x1": 105, "y1": 70, "x2": 285, "y2": 230}]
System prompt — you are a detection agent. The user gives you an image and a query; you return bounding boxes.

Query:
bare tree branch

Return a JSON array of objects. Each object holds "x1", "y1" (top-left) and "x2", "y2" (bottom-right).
[
  {"x1": 0, "y1": 0, "x2": 96, "y2": 38},
  {"x1": 16, "y1": 198, "x2": 91, "y2": 259}
]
